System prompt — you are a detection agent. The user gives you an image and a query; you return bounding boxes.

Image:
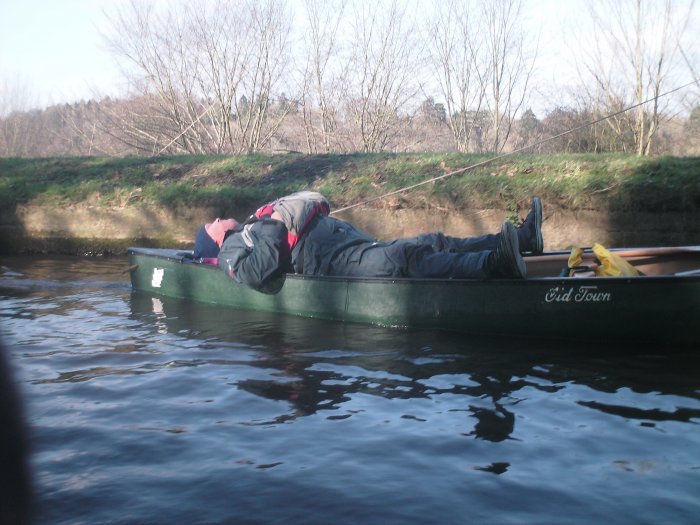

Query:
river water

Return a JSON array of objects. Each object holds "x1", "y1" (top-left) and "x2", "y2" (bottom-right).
[{"x1": 1, "y1": 255, "x2": 699, "y2": 525}]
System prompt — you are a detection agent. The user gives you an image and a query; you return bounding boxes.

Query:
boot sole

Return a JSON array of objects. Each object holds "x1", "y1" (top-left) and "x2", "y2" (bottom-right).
[{"x1": 500, "y1": 222, "x2": 527, "y2": 278}]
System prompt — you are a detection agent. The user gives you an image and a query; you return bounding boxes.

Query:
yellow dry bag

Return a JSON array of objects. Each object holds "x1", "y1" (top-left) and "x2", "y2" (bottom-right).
[{"x1": 591, "y1": 243, "x2": 640, "y2": 277}]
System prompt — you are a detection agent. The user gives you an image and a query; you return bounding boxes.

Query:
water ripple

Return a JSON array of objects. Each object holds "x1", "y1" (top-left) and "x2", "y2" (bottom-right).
[{"x1": 2, "y1": 256, "x2": 699, "y2": 525}]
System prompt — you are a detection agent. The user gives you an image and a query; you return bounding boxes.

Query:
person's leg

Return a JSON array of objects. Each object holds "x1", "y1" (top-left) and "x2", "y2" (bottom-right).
[
  {"x1": 407, "y1": 247, "x2": 492, "y2": 279},
  {"x1": 341, "y1": 240, "x2": 490, "y2": 279},
  {"x1": 326, "y1": 223, "x2": 525, "y2": 279},
  {"x1": 328, "y1": 242, "x2": 403, "y2": 278},
  {"x1": 412, "y1": 232, "x2": 500, "y2": 253},
  {"x1": 389, "y1": 222, "x2": 525, "y2": 279}
]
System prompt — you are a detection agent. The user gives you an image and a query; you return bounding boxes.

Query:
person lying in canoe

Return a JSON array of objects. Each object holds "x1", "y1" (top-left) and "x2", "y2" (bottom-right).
[{"x1": 194, "y1": 191, "x2": 543, "y2": 291}]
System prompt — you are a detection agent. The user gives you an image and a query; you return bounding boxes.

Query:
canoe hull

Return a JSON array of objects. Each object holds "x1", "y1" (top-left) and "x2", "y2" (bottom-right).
[{"x1": 128, "y1": 248, "x2": 700, "y2": 345}]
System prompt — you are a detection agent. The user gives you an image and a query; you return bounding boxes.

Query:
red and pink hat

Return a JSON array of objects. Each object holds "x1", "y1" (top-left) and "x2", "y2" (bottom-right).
[{"x1": 194, "y1": 218, "x2": 238, "y2": 258}]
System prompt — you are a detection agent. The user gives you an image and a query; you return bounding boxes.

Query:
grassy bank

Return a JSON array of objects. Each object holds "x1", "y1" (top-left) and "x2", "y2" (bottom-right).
[{"x1": 2, "y1": 153, "x2": 700, "y2": 219}]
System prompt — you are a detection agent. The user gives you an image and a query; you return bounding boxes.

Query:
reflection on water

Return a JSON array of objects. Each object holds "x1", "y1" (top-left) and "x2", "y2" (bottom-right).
[{"x1": 2, "y1": 256, "x2": 700, "y2": 525}]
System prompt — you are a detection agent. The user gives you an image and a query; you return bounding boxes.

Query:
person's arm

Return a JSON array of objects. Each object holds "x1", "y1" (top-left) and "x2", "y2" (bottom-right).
[{"x1": 217, "y1": 218, "x2": 289, "y2": 290}]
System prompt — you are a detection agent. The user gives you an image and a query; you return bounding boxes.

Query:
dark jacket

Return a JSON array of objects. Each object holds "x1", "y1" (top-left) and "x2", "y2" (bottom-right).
[
  {"x1": 218, "y1": 191, "x2": 335, "y2": 290},
  {"x1": 291, "y1": 215, "x2": 378, "y2": 276},
  {"x1": 218, "y1": 218, "x2": 290, "y2": 289}
]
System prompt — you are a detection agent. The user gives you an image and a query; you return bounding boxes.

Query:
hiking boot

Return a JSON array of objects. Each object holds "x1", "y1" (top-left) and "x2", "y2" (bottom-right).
[
  {"x1": 517, "y1": 197, "x2": 543, "y2": 255},
  {"x1": 488, "y1": 221, "x2": 527, "y2": 279}
]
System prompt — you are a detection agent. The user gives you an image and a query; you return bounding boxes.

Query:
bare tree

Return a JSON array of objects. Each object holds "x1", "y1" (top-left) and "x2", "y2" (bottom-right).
[
  {"x1": 54, "y1": 103, "x2": 100, "y2": 156},
  {"x1": 426, "y1": 0, "x2": 534, "y2": 153},
  {"x1": 232, "y1": 0, "x2": 295, "y2": 153},
  {"x1": 300, "y1": 0, "x2": 348, "y2": 153},
  {"x1": 91, "y1": 94, "x2": 169, "y2": 154},
  {"x1": 481, "y1": 0, "x2": 536, "y2": 153},
  {"x1": 679, "y1": 7, "x2": 700, "y2": 108},
  {"x1": 103, "y1": 0, "x2": 294, "y2": 155},
  {"x1": 103, "y1": 1, "x2": 206, "y2": 153},
  {"x1": 575, "y1": 0, "x2": 694, "y2": 155},
  {"x1": 425, "y1": 0, "x2": 488, "y2": 152},
  {"x1": 344, "y1": 0, "x2": 421, "y2": 152},
  {"x1": 0, "y1": 75, "x2": 38, "y2": 156}
]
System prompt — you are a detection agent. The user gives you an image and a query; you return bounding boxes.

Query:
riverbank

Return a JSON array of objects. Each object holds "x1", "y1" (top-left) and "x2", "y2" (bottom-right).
[{"x1": 2, "y1": 153, "x2": 699, "y2": 254}]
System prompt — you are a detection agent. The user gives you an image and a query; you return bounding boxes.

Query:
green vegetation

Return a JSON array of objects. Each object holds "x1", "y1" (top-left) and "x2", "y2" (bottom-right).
[{"x1": 1, "y1": 153, "x2": 699, "y2": 217}]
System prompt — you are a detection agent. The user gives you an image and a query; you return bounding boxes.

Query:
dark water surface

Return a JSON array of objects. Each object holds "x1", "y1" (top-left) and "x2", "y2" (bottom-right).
[{"x1": 1, "y1": 256, "x2": 700, "y2": 524}]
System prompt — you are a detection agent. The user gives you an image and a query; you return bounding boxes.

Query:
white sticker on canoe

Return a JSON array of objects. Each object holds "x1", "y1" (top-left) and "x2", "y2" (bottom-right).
[
  {"x1": 545, "y1": 285, "x2": 611, "y2": 303},
  {"x1": 152, "y1": 268, "x2": 165, "y2": 288}
]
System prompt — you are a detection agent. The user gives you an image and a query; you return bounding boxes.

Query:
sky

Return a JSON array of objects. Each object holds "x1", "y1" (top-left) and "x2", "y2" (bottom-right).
[
  {"x1": 0, "y1": 0, "x2": 129, "y2": 109},
  {"x1": 0, "y1": 0, "x2": 696, "y2": 114},
  {"x1": 0, "y1": 0, "x2": 577, "y2": 110}
]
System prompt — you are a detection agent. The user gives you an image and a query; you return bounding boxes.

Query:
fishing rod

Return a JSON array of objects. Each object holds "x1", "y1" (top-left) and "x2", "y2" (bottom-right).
[{"x1": 330, "y1": 78, "x2": 700, "y2": 216}]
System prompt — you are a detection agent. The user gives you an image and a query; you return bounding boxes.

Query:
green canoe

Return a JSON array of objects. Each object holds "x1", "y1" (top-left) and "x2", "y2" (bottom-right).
[{"x1": 128, "y1": 246, "x2": 700, "y2": 345}]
